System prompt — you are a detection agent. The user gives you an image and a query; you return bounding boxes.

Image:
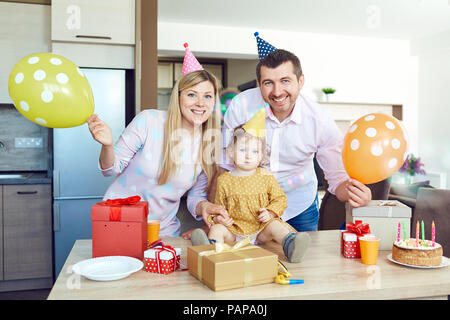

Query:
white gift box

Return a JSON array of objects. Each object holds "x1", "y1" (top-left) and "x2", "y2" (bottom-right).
[{"x1": 346, "y1": 200, "x2": 411, "y2": 250}]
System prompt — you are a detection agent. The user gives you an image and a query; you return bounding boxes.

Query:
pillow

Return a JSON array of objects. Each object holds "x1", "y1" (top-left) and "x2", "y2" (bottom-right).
[{"x1": 389, "y1": 180, "x2": 431, "y2": 198}]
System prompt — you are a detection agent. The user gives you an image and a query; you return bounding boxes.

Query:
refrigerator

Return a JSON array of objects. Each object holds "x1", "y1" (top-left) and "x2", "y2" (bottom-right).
[{"x1": 53, "y1": 68, "x2": 126, "y2": 278}]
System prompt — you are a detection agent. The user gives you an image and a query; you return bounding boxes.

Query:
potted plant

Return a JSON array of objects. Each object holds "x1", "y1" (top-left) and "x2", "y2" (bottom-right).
[
  {"x1": 322, "y1": 88, "x2": 336, "y2": 102},
  {"x1": 398, "y1": 154, "x2": 426, "y2": 184}
]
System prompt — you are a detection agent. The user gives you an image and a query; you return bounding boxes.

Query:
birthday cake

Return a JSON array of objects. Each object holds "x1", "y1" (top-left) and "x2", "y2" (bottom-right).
[{"x1": 392, "y1": 238, "x2": 443, "y2": 266}]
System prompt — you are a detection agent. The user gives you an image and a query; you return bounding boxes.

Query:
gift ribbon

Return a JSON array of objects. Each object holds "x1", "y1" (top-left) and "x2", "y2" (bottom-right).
[
  {"x1": 196, "y1": 237, "x2": 255, "y2": 285},
  {"x1": 149, "y1": 240, "x2": 179, "y2": 272},
  {"x1": 99, "y1": 195, "x2": 142, "y2": 221},
  {"x1": 345, "y1": 220, "x2": 370, "y2": 236}
]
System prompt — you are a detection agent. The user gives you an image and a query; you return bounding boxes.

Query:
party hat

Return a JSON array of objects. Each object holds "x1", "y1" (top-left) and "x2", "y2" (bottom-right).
[
  {"x1": 243, "y1": 107, "x2": 266, "y2": 137},
  {"x1": 254, "y1": 32, "x2": 277, "y2": 60},
  {"x1": 182, "y1": 43, "x2": 204, "y2": 75}
]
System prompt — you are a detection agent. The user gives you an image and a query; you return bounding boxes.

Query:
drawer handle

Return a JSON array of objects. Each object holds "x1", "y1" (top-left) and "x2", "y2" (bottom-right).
[
  {"x1": 76, "y1": 35, "x2": 112, "y2": 40},
  {"x1": 17, "y1": 191, "x2": 38, "y2": 195}
]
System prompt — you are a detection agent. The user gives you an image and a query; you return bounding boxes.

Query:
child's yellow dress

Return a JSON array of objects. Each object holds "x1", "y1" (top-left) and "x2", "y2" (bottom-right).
[{"x1": 209, "y1": 167, "x2": 295, "y2": 237}]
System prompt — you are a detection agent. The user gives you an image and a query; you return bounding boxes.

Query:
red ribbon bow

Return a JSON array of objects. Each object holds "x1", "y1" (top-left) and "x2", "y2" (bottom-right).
[
  {"x1": 104, "y1": 195, "x2": 141, "y2": 206},
  {"x1": 100, "y1": 195, "x2": 142, "y2": 221},
  {"x1": 149, "y1": 240, "x2": 180, "y2": 273},
  {"x1": 345, "y1": 220, "x2": 371, "y2": 235}
]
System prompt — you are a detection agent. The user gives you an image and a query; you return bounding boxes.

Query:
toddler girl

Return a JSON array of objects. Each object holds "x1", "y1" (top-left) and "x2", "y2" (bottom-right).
[{"x1": 191, "y1": 124, "x2": 310, "y2": 263}]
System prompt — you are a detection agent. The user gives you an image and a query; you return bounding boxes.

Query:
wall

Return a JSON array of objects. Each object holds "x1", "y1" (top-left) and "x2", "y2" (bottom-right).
[
  {"x1": 0, "y1": 104, "x2": 49, "y2": 171},
  {"x1": 0, "y1": 2, "x2": 51, "y2": 104},
  {"x1": 412, "y1": 30, "x2": 450, "y2": 188},
  {"x1": 158, "y1": 21, "x2": 419, "y2": 154}
]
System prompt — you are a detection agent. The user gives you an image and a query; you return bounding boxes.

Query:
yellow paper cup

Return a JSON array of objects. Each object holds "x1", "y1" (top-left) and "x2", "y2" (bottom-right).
[
  {"x1": 147, "y1": 220, "x2": 160, "y2": 245},
  {"x1": 359, "y1": 236, "x2": 380, "y2": 265}
]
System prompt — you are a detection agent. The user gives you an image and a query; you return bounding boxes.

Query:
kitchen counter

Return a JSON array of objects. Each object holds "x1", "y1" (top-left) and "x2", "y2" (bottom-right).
[
  {"x1": 0, "y1": 172, "x2": 51, "y2": 184},
  {"x1": 47, "y1": 230, "x2": 450, "y2": 300}
]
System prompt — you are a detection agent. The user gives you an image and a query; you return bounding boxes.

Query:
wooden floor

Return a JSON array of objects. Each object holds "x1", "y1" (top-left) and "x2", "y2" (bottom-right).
[{"x1": 0, "y1": 289, "x2": 50, "y2": 300}]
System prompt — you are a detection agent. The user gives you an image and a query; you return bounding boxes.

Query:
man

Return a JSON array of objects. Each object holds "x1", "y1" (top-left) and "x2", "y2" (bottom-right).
[
  {"x1": 184, "y1": 36, "x2": 371, "y2": 236},
  {"x1": 219, "y1": 48, "x2": 371, "y2": 232}
]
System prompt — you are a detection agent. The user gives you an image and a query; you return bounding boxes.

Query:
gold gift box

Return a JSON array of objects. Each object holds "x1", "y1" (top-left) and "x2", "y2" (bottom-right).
[{"x1": 187, "y1": 242, "x2": 278, "y2": 291}]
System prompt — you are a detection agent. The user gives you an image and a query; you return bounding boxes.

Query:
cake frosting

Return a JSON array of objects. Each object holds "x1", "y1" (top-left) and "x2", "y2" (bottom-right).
[{"x1": 392, "y1": 238, "x2": 443, "y2": 266}]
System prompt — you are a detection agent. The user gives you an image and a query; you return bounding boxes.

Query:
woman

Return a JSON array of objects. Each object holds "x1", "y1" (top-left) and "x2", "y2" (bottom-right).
[{"x1": 87, "y1": 61, "x2": 227, "y2": 237}]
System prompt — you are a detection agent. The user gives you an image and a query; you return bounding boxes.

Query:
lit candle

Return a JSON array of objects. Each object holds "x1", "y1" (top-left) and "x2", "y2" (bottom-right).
[
  {"x1": 432, "y1": 221, "x2": 435, "y2": 247},
  {"x1": 416, "y1": 221, "x2": 419, "y2": 247},
  {"x1": 397, "y1": 221, "x2": 401, "y2": 242},
  {"x1": 402, "y1": 221, "x2": 406, "y2": 240},
  {"x1": 421, "y1": 220, "x2": 425, "y2": 241}
]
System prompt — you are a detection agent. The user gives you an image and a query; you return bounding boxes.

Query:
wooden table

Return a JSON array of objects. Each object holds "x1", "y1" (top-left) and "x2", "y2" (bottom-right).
[{"x1": 47, "y1": 230, "x2": 450, "y2": 300}]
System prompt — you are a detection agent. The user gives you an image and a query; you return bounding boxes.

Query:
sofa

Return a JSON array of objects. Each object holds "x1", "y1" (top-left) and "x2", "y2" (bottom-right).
[{"x1": 318, "y1": 179, "x2": 391, "y2": 230}]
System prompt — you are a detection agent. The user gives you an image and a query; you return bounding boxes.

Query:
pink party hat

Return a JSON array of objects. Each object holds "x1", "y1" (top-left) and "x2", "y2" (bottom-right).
[{"x1": 182, "y1": 43, "x2": 204, "y2": 75}]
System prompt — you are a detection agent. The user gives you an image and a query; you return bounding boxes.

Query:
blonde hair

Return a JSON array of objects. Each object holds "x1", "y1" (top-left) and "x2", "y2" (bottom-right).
[
  {"x1": 227, "y1": 125, "x2": 269, "y2": 167},
  {"x1": 158, "y1": 70, "x2": 222, "y2": 191}
]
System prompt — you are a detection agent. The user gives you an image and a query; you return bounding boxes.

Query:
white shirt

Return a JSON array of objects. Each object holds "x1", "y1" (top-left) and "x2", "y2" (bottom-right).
[{"x1": 220, "y1": 88, "x2": 349, "y2": 220}]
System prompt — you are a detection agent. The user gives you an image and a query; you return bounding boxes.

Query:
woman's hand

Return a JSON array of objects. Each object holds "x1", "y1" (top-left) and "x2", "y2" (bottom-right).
[
  {"x1": 87, "y1": 114, "x2": 113, "y2": 147},
  {"x1": 258, "y1": 208, "x2": 276, "y2": 223},
  {"x1": 196, "y1": 201, "x2": 229, "y2": 228}
]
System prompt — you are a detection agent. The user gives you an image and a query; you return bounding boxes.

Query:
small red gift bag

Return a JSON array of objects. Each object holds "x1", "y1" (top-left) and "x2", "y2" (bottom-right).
[
  {"x1": 340, "y1": 220, "x2": 371, "y2": 258},
  {"x1": 144, "y1": 241, "x2": 181, "y2": 274},
  {"x1": 91, "y1": 195, "x2": 148, "y2": 260}
]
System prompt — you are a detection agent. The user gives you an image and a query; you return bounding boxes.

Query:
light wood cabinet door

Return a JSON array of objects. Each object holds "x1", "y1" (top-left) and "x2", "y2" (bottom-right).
[
  {"x1": 3, "y1": 184, "x2": 52, "y2": 280},
  {"x1": 157, "y1": 63, "x2": 173, "y2": 89},
  {"x1": 52, "y1": 0, "x2": 135, "y2": 45}
]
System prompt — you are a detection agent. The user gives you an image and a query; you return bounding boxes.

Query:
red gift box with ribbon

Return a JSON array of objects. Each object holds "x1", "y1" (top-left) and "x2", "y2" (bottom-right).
[
  {"x1": 144, "y1": 240, "x2": 181, "y2": 274},
  {"x1": 341, "y1": 220, "x2": 371, "y2": 258},
  {"x1": 91, "y1": 196, "x2": 149, "y2": 260}
]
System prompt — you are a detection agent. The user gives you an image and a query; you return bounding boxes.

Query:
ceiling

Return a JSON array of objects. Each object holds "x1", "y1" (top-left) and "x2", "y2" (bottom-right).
[{"x1": 158, "y1": 0, "x2": 450, "y2": 40}]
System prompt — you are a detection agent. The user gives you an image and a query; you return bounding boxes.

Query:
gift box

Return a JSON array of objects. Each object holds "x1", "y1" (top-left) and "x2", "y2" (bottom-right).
[
  {"x1": 340, "y1": 220, "x2": 371, "y2": 258},
  {"x1": 346, "y1": 200, "x2": 411, "y2": 250},
  {"x1": 144, "y1": 241, "x2": 181, "y2": 274},
  {"x1": 91, "y1": 196, "x2": 148, "y2": 260},
  {"x1": 187, "y1": 238, "x2": 278, "y2": 291}
]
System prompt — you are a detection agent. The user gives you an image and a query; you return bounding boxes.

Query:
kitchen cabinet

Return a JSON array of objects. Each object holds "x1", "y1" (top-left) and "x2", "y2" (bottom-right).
[
  {"x1": 0, "y1": 2, "x2": 51, "y2": 103},
  {"x1": 0, "y1": 187, "x2": 3, "y2": 281},
  {"x1": 0, "y1": 184, "x2": 52, "y2": 286},
  {"x1": 51, "y1": 0, "x2": 135, "y2": 45},
  {"x1": 158, "y1": 61, "x2": 225, "y2": 89},
  {"x1": 174, "y1": 62, "x2": 224, "y2": 85},
  {"x1": 158, "y1": 63, "x2": 173, "y2": 89}
]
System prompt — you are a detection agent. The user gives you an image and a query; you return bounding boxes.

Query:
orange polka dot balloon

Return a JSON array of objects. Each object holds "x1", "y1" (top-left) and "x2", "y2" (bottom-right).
[{"x1": 342, "y1": 113, "x2": 408, "y2": 184}]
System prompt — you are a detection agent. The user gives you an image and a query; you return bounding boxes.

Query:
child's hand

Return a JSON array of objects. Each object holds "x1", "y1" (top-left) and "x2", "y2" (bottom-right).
[
  {"x1": 258, "y1": 208, "x2": 276, "y2": 223},
  {"x1": 213, "y1": 215, "x2": 234, "y2": 227}
]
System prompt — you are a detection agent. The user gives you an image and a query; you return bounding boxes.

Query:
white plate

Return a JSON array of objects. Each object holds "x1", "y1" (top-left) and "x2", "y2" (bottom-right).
[
  {"x1": 387, "y1": 254, "x2": 450, "y2": 269},
  {"x1": 73, "y1": 256, "x2": 143, "y2": 281}
]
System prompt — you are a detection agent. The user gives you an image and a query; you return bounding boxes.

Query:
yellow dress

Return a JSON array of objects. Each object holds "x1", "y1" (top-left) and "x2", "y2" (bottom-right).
[{"x1": 209, "y1": 167, "x2": 295, "y2": 237}]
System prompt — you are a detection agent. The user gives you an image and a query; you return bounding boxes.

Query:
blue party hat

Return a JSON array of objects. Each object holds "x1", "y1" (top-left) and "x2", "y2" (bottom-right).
[{"x1": 254, "y1": 32, "x2": 277, "y2": 60}]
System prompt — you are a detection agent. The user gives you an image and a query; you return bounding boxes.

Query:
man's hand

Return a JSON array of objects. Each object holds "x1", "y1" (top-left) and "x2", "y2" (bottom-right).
[
  {"x1": 196, "y1": 201, "x2": 229, "y2": 228},
  {"x1": 257, "y1": 208, "x2": 276, "y2": 223},
  {"x1": 336, "y1": 179, "x2": 372, "y2": 208},
  {"x1": 213, "y1": 215, "x2": 234, "y2": 227}
]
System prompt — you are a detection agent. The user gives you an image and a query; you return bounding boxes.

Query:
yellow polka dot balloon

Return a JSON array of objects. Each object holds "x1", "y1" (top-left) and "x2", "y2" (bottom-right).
[
  {"x1": 342, "y1": 113, "x2": 408, "y2": 184},
  {"x1": 8, "y1": 52, "x2": 94, "y2": 128}
]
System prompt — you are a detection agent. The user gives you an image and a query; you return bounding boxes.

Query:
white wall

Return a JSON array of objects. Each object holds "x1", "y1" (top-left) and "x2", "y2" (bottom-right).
[
  {"x1": 412, "y1": 30, "x2": 450, "y2": 188},
  {"x1": 158, "y1": 21, "x2": 419, "y2": 154},
  {"x1": 0, "y1": 3, "x2": 51, "y2": 104}
]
